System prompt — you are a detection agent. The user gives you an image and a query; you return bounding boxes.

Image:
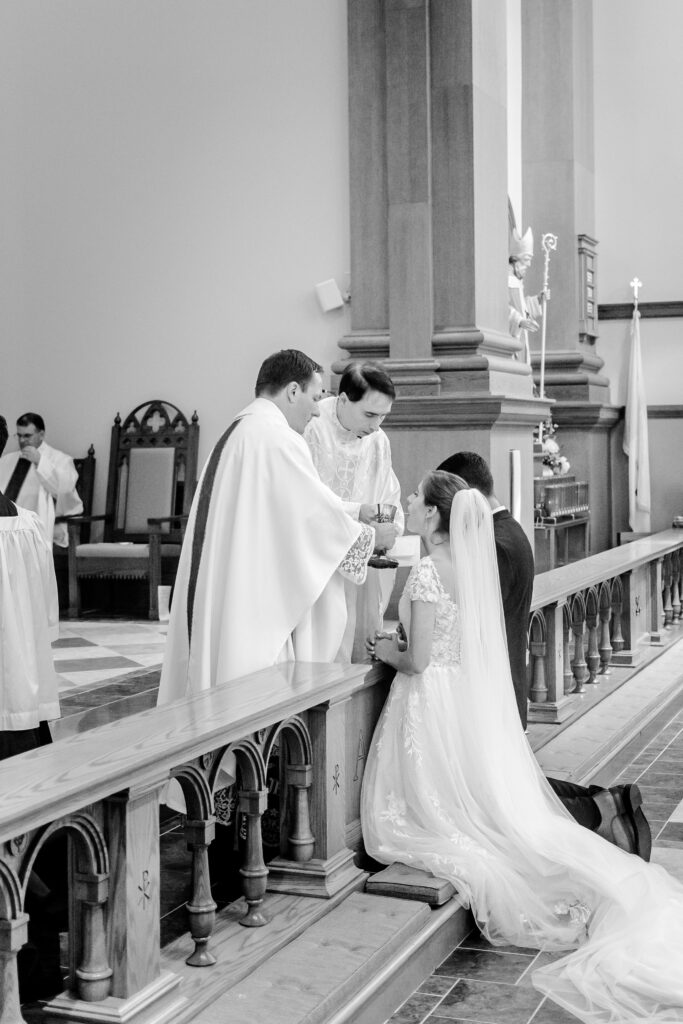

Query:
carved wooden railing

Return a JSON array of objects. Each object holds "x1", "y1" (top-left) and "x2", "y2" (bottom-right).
[
  {"x1": 0, "y1": 660, "x2": 389, "y2": 1024},
  {"x1": 3, "y1": 530, "x2": 683, "y2": 1024},
  {"x1": 528, "y1": 529, "x2": 683, "y2": 722}
]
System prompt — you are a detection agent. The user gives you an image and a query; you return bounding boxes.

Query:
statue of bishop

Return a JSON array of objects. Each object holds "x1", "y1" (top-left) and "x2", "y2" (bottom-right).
[{"x1": 508, "y1": 227, "x2": 542, "y2": 364}]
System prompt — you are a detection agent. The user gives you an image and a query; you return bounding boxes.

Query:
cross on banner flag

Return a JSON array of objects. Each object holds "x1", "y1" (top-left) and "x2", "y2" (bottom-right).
[{"x1": 623, "y1": 309, "x2": 651, "y2": 532}]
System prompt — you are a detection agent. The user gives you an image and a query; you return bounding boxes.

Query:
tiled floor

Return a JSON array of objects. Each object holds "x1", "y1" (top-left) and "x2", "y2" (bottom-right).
[
  {"x1": 385, "y1": 706, "x2": 683, "y2": 1024},
  {"x1": 54, "y1": 619, "x2": 167, "y2": 690}
]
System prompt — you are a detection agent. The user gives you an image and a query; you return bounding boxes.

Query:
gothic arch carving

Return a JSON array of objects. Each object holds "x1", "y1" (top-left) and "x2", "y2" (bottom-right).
[
  {"x1": 263, "y1": 715, "x2": 312, "y2": 769},
  {"x1": 212, "y1": 739, "x2": 266, "y2": 793},
  {"x1": 0, "y1": 860, "x2": 23, "y2": 920},
  {"x1": 18, "y1": 813, "x2": 108, "y2": 895},
  {"x1": 170, "y1": 763, "x2": 214, "y2": 820}
]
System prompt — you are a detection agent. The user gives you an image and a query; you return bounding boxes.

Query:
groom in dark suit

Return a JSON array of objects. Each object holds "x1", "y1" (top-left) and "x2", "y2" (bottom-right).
[{"x1": 437, "y1": 450, "x2": 651, "y2": 861}]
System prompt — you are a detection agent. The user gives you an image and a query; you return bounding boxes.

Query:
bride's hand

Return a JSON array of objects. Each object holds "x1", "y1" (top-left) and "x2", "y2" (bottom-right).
[{"x1": 366, "y1": 630, "x2": 397, "y2": 663}]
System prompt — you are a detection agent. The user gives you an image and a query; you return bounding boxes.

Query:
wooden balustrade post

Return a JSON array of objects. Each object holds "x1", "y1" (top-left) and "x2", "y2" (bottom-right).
[
  {"x1": 671, "y1": 551, "x2": 682, "y2": 621},
  {"x1": 661, "y1": 555, "x2": 673, "y2": 629},
  {"x1": 612, "y1": 568, "x2": 649, "y2": 666},
  {"x1": 598, "y1": 592, "x2": 613, "y2": 675},
  {"x1": 528, "y1": 638, "x2": 547, "y2": 704},
  {"x1": 53, "y1": 776, "x2": 186, "y2": 1024},
  {"x1": 238, "y1": 789, "x2": 269, "y2": 928},
  {"x1": 268, "y1": 695, "x2": 366, "y2": 899},
  {"x1": 562, "y1": 608, "x2": 574, "y2": 695},
  {"x1": 286, "y1": 764, "x2": 315, "y2": 862},
  {"x1": 184, "y1": 819, "x2": 217, "y2": 966},
  {"x1": 74, "y1": 873, "x2": 112, "y2": 1001},
  {"x1": 0, "y1": 914, "x2": 29, "y2": 1024},
  {"x1": 585, "y1": 603, "x2": 600, "y2": 684},
  {"x1": 571, "y1": 619, "x2": 589, "y2": 693},
  {"x1": 610, "y1": 581, "x2": 625, "y2": 653}
]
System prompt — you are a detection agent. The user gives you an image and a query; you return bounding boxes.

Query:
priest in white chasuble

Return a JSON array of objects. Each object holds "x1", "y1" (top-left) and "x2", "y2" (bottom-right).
[
  {"x1": 304, "y1": 361, "x2": 404, "y2": 662},
  {"x1": 158, "y1": 350, "x2": 396, "y2": 708}
]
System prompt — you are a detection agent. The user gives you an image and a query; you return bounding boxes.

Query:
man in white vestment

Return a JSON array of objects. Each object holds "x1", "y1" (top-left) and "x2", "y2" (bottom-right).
[
  {"x1": 0, "y1": 412, "x2": 82, "y2": 547},
  {"x1": 158, "y1": 349, "x2": 397, "y2": 708},
  {"x1": 0, "y1": 416, "x2": 60, "y2": 761},
  {"x1": 508, "y1": 227, "x2": 543, "y2": 365},
  {"x1": 305, "y1": 361, "x2": 404, "y2": 662}
]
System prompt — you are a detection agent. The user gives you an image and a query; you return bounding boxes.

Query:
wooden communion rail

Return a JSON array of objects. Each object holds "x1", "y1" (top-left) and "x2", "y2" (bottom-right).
[{"x1": 0, "y1": 529, "x2": 682, "y2": 1024}]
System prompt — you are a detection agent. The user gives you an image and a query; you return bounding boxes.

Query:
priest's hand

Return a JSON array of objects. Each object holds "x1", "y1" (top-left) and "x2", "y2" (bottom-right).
[
  {"x1": 359, "y1": 504, "x2": 379, "y2": 524},
  {"x1": 372, "y1": 521, "x2": 398, "y2": 553},
  {"x1": 19, "y1": 446, "x2": 41, "y2": 465},
  {"x1": 520, "y1": 317, "x2": 539, "y2": 332}
]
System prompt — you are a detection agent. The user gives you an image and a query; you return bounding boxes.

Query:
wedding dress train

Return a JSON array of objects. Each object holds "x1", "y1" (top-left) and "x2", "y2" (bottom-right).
[{"x1": 361, "y1": 491, "x2": 683, "y2": 1022}]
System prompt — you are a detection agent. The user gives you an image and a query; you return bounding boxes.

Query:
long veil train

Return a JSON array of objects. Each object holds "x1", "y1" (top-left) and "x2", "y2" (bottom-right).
[{"x1": 362, "y1": 489, "x2": 683, "y2": 1021}]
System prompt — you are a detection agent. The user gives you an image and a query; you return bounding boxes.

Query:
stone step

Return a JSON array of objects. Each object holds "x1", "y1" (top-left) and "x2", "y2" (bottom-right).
[{"x1": 170, "y1": 889, "x2": 468, "y2": 1024}]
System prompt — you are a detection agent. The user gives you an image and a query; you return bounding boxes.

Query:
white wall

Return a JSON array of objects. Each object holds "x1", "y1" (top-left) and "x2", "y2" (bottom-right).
[
  {"x1": 506, "y1": 0, "x2": 522, "y2": 227},
  {"x1": 0, "y1": 1, "x2": 350, "y2": 512},
  {"x1": 594, "y1": 0, "x2": 683, "y2": 406}
]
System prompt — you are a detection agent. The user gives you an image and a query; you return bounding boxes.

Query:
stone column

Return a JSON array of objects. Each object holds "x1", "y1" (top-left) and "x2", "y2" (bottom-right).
[
  {"x1": 343, "y1": 0, "x2": 549, "y2": 542},
  {"x1": 521, "y1": 0, "x2": 618, "y2": 551}
]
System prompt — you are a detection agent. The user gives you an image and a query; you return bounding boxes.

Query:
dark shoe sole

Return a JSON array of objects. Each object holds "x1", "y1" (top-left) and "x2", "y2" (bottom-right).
[{"x1": 619, "y1": 783, "x2": 652, "y2": 862}]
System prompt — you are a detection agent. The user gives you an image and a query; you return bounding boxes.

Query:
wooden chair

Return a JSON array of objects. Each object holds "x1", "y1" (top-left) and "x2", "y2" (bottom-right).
[
  {"x1": 57, "y1": 444, "x2": 97, "y2": 539},
  {"x1": 65, "y1": 400, "x2": 199, "y2": 620}
]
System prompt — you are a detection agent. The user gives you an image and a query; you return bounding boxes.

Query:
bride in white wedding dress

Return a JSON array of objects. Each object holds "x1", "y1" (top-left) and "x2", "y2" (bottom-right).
[{"x1": 361, "y1": 471, "x2": 683, "y2": 1022}]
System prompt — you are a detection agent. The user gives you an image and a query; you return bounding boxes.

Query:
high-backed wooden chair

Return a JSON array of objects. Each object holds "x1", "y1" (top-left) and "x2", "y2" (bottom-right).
[{"x1": 66, "y1": 400, "x2": 199, "y2": 620}]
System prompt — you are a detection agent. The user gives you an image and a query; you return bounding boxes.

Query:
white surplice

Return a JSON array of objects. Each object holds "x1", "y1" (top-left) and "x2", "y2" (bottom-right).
[
  {"x1": 158, "y1": 397, "x2": 373, "y2": 707},
  {"x1": 0, "y1": 442, "x2": 83, "y2": 547},
  {"x1": 0, "y1": 507, "x2": 60, "y2": 730},
  {"x1": 305, "y1": 395, "x2": 404, "y2": 662}
]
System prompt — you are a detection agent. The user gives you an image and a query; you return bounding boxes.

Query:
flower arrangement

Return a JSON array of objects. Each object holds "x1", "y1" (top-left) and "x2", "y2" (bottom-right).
[{"x1": 535, "y1": 420, "x2": 571, "y2": 477}]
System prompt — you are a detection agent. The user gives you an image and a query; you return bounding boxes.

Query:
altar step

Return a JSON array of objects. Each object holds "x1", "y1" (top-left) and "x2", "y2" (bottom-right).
[{"x1": 163, "y1": 881, "x2": 469, "y2": 1024}]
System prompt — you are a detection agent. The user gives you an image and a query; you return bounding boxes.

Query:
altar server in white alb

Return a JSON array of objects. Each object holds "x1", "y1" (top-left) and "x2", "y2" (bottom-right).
[
  {"x1": 0, "y1": 412, "x2": 82, "y2": 547},
  {"x1": 0, "y1": 415, "x2": 60, "y2": 761},
  {"x1": 305, "y1": 361, "x2": 404, "y2": 662},
  {"x1": 158, "y1": 349, "x2": 397, "y2": 706}
]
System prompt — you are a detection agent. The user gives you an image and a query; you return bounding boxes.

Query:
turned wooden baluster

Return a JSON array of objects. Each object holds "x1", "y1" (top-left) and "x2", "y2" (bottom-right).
[
  {"x1": 184, "y1": 819, "x2": 217, "y2": 966},
  {"x1": 671, "y1": 551, "x2": 681, "y2": 622},
  {"x1": 662, "y1": 554, "x2": 673, "y2": 627},
  {"x1": 528, "y1": 612, "x2": 548, "y2": 704},
  {"x1": 571, "y1": 595, "x2": 589, "y2": 693},
  {"x1": 598, "y1": 583, "x2": 613, "y2": 675},
  {"x1": 585, "y1": 589, "x2": 600, "y2": 684},
  {"x1": 238, "y1": 790, "x2": 269, "y2": 928},
  {"x1": 74, "y1": 873, "x2": 112, "y2": 1001},
  {"x1": 0, "y1": 914, "x2": 29, "y2": 1024},
  {"x1": 562, "y1": 605, "x2": 574, "y2": 695},
  {"x1": 286, "y1": 764, "x2": 315, "y2": 862},
  {"x1": 610, "y1": 579, "x2": 625, "y2": 653},
  {"x1": 529, "y1": 639, "x2": 547, "y2": 703}
]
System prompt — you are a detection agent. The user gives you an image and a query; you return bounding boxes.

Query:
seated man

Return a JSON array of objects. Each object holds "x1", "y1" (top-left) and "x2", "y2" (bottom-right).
[
  {"x1": 437, "y1": 450, "x2": 651, "y2": 861},
  {"x1": 305, "y1": 361, "x2": 403, "y2": 662},
  {"x1": 0, "y1": 412, "x2": 82, "y2": 547},
  {"x1": 0, "y1": 415, "x2": 61, "y2": 761}
]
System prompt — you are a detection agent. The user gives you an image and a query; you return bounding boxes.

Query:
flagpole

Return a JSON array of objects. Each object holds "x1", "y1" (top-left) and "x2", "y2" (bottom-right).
[{"x1": 538, "y1": 233, "x2": 558, "y2": 441}]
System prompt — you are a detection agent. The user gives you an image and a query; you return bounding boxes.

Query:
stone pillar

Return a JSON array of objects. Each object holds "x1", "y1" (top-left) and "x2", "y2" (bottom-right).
[
  {"x1": 343, "y1": 0, "x2": 550, "y2": 542},
  {"x1": 521, "y1": 0, "x2": 618, "y2": 552}
]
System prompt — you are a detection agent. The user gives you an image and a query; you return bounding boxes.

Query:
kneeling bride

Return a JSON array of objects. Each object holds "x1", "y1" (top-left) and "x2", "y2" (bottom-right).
[{"x1": 362, "y1": 471, "x2": 683, "y2": 1022}]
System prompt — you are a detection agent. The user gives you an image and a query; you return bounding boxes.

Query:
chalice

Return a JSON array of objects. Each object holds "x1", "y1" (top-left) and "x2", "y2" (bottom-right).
[{"x1": 368, "y1": 503, "x2": 399, "y2": 570}]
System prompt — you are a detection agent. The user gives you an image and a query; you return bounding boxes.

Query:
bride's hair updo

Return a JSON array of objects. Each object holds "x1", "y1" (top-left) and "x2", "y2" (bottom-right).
[{"x1": 422, "y1": 470, "x2": 469, "y2": 534}]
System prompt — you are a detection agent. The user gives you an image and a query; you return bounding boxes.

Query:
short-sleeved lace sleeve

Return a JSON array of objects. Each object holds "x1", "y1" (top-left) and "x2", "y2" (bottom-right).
[
  {"x1": 405, "y1": 558, "x2": 441, "y2": 604},
  {"x1": 398, "y1": 557, "x2": 461, "y2": 666}
]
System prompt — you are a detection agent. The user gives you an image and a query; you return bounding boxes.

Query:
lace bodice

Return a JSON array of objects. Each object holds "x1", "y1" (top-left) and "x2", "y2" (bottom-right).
[{"x1": 398, "y1": 557, "x2": 460, "y2": 666}]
